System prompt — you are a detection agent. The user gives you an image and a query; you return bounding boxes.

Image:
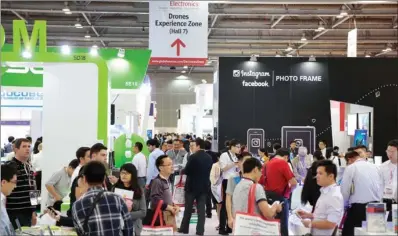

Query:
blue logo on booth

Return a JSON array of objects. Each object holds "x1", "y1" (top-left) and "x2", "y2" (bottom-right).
[{"x1": 1, "y1": 91, "x2": 43, "y2": 100}]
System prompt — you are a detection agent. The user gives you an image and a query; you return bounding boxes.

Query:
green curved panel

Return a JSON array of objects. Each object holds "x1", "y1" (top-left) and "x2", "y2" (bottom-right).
[{"x1": 114, "y1": 133, "x2": 150, "y2": 168}]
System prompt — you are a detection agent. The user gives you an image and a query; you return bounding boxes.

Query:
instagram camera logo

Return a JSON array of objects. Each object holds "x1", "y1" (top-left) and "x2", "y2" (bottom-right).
[
  {"x1": 251, "y1": 138, "x2": 260, "y2": 148},
  {"x1": 233, "y1": 70, "x2": 241, "y2": 77},
  {"x1": 294, "y1": 139, "x2": 303, "y2": 147}
]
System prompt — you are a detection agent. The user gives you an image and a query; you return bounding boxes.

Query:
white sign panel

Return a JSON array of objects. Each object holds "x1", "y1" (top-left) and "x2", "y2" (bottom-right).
[
  {"x1": 1, "y1": 87, "x2": 43, "y2": 107},
  {"x1": 149, "y1": 1, "x2": 208, "y2": 66},
  {"x1": 347, "y1": 28, "x2": 357, "y2": 57}
]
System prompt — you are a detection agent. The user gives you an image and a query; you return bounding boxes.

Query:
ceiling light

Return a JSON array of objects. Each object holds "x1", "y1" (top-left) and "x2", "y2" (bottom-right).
[
  {"x1": 286, "y1": 45, "x2": 293, "y2": 51},
  {"x1": 201, "y1": 79, "x2": 207, "y2": 84},
  {"x1": 63, "y1": 2, "x2": 71, "y2": 13},
  {"x1": 286, "y1": 54, "x2": 293, "y2": 57},
  {"x1": 301, "y1": 33, "x2": 307, "y2": 41},
  {"x1": 84, "y1": 31, "x2": 91, "y2": 39},
  {"x1": 337, "y1": 6, "x2": 348, "y2": 18},
  {"x1": 65, "y1": 11, "x2": 72, "y2": 15},
  {"x1": 22, "y1": 50, "x2": 32, "y2": 59},
  {"x1": 309, "y1": 55, "x2": 316, "y2": 62},
  {"x1": 183, "y1": 65, "x2": 188, "y2": 69},
  {"x1": 74, "y1": 18, "x2": 83, "y2": 28},
  {"x1": 275, "y1": 52, "x2": 281, "y2": 57},
  {"x1": 382, "y1": 44, "x2": 392, "y2": 52},
  {"x1": 61, "y1": 45, "x2": 71, "y2": 55},
  {"x1": 90, "y1": 46, "x2": 98, "y2": 56},
  {"x1": 181, "y1": 70, "x2": 186, "y2": 74},
  {"x1": 365, "y1": 54, "x2": 371, "y2": 58},
  {"x1": 117, "y1": 48, "x2": 125, "y2": 58},
  {"x1": 316, "y1": 21, "x2": 325, "y2": 32}
]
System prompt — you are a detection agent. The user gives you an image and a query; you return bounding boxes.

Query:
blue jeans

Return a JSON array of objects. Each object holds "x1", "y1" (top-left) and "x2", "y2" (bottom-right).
[{"x1": 280, "y1": 198, "x2": 289, "y2": 236}]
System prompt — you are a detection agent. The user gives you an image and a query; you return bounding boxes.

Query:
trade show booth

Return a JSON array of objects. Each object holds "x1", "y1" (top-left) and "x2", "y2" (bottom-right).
[
  {"x1": 1, "y1": 20, "x2": 152, "y2": 210},
  {"x1": 213, "y1": 57, "x2": 398, "y2": 158}
]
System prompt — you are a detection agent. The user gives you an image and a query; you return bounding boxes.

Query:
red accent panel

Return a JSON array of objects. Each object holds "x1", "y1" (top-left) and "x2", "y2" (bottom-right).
[{"x1": 339, "y1": 102, "x2": 345, "y2": 131}]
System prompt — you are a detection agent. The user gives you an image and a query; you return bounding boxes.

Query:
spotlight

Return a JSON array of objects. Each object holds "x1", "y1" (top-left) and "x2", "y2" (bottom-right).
[
  {"x1": 84, "y1": 32, "x2": 91, "y2": 39},
  {"x1": 301, "y1": 33, "x2": 307, "y2": 41},
  {"x1": 309, "y1": 55, "x2": 316, "y2": 62},
  {"x1": 183, "y1": 65, "x2": 188, "y2": 69},
  {"x1": 181, "y1": 70, "x2": 186, "y2": 74},
  {"x1": 275, "y1": 51, "x2": 281, "y2": 57},
  {"x1": 286, "y1": 45, "x2": 293, "y2": 51},
  {"x1": 117, "y1": 48, "x2": 125, "y2": 58},
  {"x1": 22, "y1": 50, "x2": 32, "y2": 59},
  {"x1": 250, "y1": 54, "x2": 258, "y2": 62},
  {"x1": 61, "y1": 45, "x2": 71, "y2": 55},
  {"x1": 201, "y1": 79, "x2": 207, "y2": 84},
  {"x1": 90, "y1": 46, "x2": 98, "y2": 56}
]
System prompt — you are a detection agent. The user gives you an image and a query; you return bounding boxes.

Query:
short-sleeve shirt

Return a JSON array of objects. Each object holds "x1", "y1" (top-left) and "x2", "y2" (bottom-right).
[
  {"x1": 232, "y1": 178, "x2": 267, "y2": 216},
  {"x1": 226, "y1": 175, "x2": 242, "y2": 196},
  {"x1": 46, "y1": 168, "x2": 71, "y2": 206},
  {"x1": 265, "y1": 158, "x2": 295, "y2": 197}
]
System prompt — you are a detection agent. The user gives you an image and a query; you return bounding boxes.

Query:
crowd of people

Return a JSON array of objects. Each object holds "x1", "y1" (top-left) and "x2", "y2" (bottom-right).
[{"x1": 0, "y1": 134, "x2": 397, "y2": 236}]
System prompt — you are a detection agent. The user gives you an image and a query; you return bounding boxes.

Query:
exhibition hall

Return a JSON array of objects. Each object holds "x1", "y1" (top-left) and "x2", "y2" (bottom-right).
[{"x1": 0, "y1": 1, "x2": 397, "y2": 236}]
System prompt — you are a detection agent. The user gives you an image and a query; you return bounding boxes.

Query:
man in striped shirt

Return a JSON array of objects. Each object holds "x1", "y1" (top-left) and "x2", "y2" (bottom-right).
[{"x1": 6, "y1": 138, "x2": 37, "y2": 229}]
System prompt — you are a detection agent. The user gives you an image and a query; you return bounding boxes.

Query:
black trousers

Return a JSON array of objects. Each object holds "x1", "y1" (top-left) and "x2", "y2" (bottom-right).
[
  {"x1": 206, "y1": 187, "x2": 213, "y2": 216},
  {"x1": 8, "y1": 210, "x2": 33, "y2": 229},
  {"x1": 179, "y1": 192, "x2": 207, "y2": 235},
  {"x1": 342, "y1": 203, "x2": 367, "y2": 236},
  {"x1": 383, "y1": 198, "x2": 395, "y2": 222},
  {"x1": 219, "y1": 179, "x2": 232, "y2": 234}
]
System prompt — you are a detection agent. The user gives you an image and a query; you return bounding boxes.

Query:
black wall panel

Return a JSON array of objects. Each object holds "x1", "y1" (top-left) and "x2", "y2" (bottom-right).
[{"x1": 218, "y1": 57, "x2": 398, "y2": 158}]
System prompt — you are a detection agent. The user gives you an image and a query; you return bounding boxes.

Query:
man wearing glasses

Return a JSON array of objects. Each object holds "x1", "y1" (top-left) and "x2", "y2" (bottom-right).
[
  {"x1": 218, "y1": 139, "x2": 241, "y2": 235},
  {"x1": 1, "y1": 163, "x2": 18, "y2": 235}
]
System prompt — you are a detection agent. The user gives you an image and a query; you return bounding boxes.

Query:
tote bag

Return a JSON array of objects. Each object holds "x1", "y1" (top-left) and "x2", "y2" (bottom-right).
[
  {"x1": 233, "y1": 184, "x2": 280, "y2": 236},
  {"x1": 172, "y1": 174, "x2": 186, "y2": 206},
  {"x1": 142, "y1": 200, "x2": 174, "y2": 235}
]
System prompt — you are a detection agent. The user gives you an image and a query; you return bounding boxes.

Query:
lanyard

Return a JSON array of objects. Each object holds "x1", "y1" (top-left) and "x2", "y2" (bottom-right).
[{"x1": 23, "y1": 162, "x2": 37, "y2": 190}]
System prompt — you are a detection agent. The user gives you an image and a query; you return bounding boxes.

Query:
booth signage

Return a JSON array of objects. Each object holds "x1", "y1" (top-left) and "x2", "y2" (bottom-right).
[
  {"x1": 149, "y1": 1, "x2": 208, "y2": 66},
  {"x1": 1, "y1": 21, "x2": 151, "y2": 89}
]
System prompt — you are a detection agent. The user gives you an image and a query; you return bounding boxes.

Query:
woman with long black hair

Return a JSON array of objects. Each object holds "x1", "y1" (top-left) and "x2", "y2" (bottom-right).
[{"x1": 113, "y1": 163, "x2": 146, "y2": 236}]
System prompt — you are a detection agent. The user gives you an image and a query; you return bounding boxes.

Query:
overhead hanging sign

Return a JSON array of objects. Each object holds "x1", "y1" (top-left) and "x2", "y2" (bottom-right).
[
  {"x1": 149, "y1": 1, "x2": 208, "y2": 66},
  {"x1": 347, "y1": 28, "x2": 357, "y2": 57}
]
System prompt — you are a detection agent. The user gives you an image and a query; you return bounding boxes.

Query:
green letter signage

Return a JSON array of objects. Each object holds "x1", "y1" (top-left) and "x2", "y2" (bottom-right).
[{"x1": 13, "y1": 20, "x2": 47, "y2": 53}]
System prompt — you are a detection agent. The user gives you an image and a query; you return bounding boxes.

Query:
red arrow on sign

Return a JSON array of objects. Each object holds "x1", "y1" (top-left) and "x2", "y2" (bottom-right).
[{"x1": 171, "y1": 38, "x2": 186, "y2": 56}]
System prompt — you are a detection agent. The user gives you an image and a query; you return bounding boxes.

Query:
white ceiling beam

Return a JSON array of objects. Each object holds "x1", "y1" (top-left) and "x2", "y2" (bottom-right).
[
  {"x1": 271, "y1": 15, "x2": 285, "y2": 28},
  {"x1": 10, "y1": 10, "x2": 27, "y2": 22},
  {"x1": 81, "y1": 13, "x2": 106, "y2": 47},
  {"x1": 207, "y1": 15, "x2": 219, "y2": 37}
]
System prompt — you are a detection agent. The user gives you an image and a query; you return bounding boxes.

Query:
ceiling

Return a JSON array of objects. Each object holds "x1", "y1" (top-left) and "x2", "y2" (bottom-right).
[{"x1": 1, "y1": 0, "x2": 397, "y2": 73}]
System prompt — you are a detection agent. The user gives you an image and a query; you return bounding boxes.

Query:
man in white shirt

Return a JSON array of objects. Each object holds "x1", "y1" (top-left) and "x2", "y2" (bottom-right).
[
  {"x1": 70, "y1": 147, "x2": 91, "y2": 186},
  {"x1": 299, "y1": 160, "x2": 344, "y2": 235},
  {"x1": 132, "y1": 142, "x2": 147, "y2": 188},
  {"x1": 340, "y1": 151, "x2": 383, "y2": 236},
  {"x1": 380, "y1": 139, "x2": 398, "y2": 221},
  {"x1": 318, "y1": 140, "x2": 327, "y2": 158},
  {"x1": 218, "y1": 139, "x2": 241, "y2": 235},
  {"x1": 354, "y1": 145, "x2": 368, "y2": 160}
]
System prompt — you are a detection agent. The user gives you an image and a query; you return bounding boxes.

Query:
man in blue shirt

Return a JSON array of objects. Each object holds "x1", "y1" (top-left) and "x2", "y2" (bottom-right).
[
  {"x1": 1, "y1": 163, "x2": 18, "y2": 235},
  {"x1": 146, "y1": 139, "x2": 164, "y2": 187}
]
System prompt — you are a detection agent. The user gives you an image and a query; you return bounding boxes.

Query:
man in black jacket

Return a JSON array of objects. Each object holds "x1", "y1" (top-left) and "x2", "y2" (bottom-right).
[{"x1": 179, "y1": 138, "x2": 213, "y2": 236}]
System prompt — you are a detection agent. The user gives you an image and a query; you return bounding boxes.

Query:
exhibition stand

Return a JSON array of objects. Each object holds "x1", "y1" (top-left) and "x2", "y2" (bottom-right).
[
  {"x1": 1, "y1": 20, "x2": 152, "y2": 213},
  {"x1": 213, "y1": 57, "x2": 398, "y2": 158}
]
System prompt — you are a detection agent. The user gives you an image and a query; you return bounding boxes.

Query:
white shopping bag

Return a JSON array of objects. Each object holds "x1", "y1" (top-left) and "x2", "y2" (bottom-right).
[
  {"x1": 233, "y1": 184, "x2": 280, "y2": 236},
  {"x1": 142, "y1": 200, "x2": 174, "y2": 235},
  {"x1": 173, "y1": 174, "x2": 186, "y2": 206}
]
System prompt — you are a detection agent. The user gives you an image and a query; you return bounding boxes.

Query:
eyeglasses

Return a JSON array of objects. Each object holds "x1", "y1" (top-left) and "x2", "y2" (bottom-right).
[
  {"x1": 120, "y1": 171, "x2": 131, "y2": 176},
  {"x1": 161, "y1": 164, "x2": 173, "y2": 167},
  {"x1": 8, "y1": 180, "x2": 17, "y2": 185}
]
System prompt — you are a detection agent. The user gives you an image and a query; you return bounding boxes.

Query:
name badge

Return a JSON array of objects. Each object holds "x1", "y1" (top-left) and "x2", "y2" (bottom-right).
[
  {"x1": 29, "y1": 191, "x2": 41, "y2": 206},
  {"x1": 385, "y1": 186, "x2": 393, "y2": 195}
]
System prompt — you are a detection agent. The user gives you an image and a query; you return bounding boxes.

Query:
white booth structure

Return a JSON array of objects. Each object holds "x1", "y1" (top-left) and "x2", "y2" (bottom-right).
[{"x1": 177, "y1": 83, "x2": 213, "y2": 137}]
